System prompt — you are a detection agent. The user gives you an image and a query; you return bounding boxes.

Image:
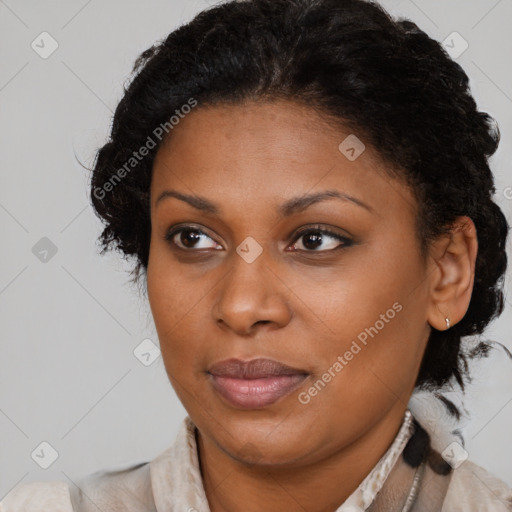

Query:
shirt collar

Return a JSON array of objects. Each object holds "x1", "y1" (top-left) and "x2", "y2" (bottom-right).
[
  {"x1": 149, "y1": 410, "x2": 414, "y2": 512},
  {"x1": 337, "y1": 409, "x2": 414, "y2": 511}
]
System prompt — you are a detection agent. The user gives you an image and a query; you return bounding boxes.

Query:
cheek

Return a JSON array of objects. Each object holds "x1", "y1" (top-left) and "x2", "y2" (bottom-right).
[
  {"x1": 146, "y1": 250, "x2": 214, "y2": 372},
  {"x1": 306, "y1": 239, "x2": 421, "y2": 333},
  {"x1": 304, "y1": 236, "x2": 428, "y2": 382},
  {"x1": 147, "y1": 256, "x2": 190, "y2": 371},
  {"x1": 147, "y1": 244, "x2": 202, "y2": 331}
]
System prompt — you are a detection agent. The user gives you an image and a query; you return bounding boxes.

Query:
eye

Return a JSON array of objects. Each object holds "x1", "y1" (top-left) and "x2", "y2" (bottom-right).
[
  {"x1": 165, "y1": 226, "x2": 222, "y2": 251},
  {"x1": 289, "y1": 226, "x2": 353, "y2": 252},
  {"x1": 164, "y1": 224, "x2": 353, "y2": 253}
]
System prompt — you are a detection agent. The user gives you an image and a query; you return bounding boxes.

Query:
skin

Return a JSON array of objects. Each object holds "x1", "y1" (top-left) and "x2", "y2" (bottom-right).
[{"x1": 146, "y1": 100, "x2": 478, "y2": 512}]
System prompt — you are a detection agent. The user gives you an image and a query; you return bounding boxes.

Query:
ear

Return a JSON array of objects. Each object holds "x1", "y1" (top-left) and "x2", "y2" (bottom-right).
[{"x1": 426, "y1": 216, "x2": 478, "y2": 331}]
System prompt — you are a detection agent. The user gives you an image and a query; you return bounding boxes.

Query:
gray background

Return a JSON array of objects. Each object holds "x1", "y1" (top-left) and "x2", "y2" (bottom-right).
[{"x1": 1, "y1": 0, "x2": 511, "y2": 499}]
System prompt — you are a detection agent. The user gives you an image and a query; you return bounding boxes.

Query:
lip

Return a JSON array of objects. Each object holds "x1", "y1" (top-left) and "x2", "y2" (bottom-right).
[{"x1": 207, "y1": 358, "x2": 309, "y2": 409}]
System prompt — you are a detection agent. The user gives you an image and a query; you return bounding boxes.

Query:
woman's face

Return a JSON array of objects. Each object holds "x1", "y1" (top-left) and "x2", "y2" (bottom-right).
[{"x1": 147, "y1": 100, "x2": 433, "y2": 466}]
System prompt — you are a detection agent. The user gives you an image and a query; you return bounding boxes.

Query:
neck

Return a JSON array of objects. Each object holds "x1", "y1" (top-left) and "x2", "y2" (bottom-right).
[{"x1": 197, "y1": 402, "x2": 408, "y2": 512}]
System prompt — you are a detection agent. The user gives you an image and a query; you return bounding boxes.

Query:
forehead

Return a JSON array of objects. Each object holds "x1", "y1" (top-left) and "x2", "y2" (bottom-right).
[{"x1": 151, "y1": 100, "x2": 415, "y2": 216}]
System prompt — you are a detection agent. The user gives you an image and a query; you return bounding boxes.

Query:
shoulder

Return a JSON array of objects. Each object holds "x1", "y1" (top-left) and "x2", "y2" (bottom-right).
[
  {"x1": 0, "y1": 480, "x2": 73, "y2": 512},
  {"x1": 70, "y1": 460, "x2": 155, "y2": 511},
  {"x1": 0, "y1": 461, "x2": 155, "y2": 512},
  {"x1": 442, "y1": 460, "x2": 512, "y2": 511}
]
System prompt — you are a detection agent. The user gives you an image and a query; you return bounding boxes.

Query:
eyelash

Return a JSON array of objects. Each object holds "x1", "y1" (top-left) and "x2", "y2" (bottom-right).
[{"x1": 164, "y1": 224, "x2": 353, "y2": 253}]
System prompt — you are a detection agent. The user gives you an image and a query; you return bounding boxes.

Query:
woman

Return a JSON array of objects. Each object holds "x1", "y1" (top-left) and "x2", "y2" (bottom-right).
[{"x1": 2, "y1": 0, "x2": 511, "y2": 510}]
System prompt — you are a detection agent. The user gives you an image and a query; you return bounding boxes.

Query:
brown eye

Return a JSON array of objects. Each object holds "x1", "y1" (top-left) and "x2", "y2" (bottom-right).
[
  {"x1": 165, "y1": 227, "x2": 222, "y2": 251},
  {"x1": 290, "y1": 228, "x2": 352, "y2": 252}
]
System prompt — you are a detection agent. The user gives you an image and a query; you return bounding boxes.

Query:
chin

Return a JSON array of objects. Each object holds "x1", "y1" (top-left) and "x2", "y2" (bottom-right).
[{"x1": 204, "y1": 413, "x2": 322, "y2": 466}]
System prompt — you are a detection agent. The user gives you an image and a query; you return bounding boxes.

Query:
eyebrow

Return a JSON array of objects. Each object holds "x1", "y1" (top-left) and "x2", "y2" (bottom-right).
[{"x1": 155, "y1": 189, "x2": 373, "y2": 215}]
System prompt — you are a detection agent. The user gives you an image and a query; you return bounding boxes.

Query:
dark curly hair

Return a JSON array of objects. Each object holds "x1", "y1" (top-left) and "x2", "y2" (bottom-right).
[{"x1": 89, "y1": 0, "x2": 509, "y2": 394}]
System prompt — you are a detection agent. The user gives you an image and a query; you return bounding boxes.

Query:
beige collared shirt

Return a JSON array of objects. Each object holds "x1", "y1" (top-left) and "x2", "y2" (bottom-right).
[{"x1": 1, "y1": 409, "x2": 511, "y2": 511}]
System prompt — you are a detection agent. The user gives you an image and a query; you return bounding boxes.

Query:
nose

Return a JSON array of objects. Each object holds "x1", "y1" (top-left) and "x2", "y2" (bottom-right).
[{"x1": 212, "y1": 251, "x2": 292, "y2": 336}]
